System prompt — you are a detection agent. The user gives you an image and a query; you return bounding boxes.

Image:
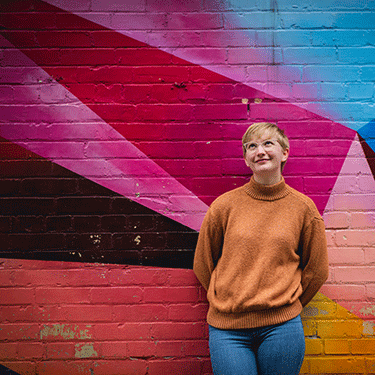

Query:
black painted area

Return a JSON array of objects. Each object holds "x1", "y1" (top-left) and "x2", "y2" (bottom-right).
[
  {"x1": 0, "y1": 364, "x2": 21, "y2": 375},
  {"x1": 359, "y1": 135, "x2": 375, "y2": 180},
  {"x1": 0, "y1": 139, "x2": 198, "y2": 269}
]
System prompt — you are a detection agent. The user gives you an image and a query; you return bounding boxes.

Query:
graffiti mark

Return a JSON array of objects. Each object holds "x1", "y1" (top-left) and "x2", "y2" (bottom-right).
[{"x1": 40, "y1": 324, "x2": 92, "y2": 340}]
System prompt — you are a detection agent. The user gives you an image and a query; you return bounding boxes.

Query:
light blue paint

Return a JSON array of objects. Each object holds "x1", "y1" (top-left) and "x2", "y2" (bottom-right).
[
  {"x1": 219, "y1": 0, "x2": 375, "y2": 131},
  {"x1": 358, "y1": 119, "x2": 375, "y2": 153}
]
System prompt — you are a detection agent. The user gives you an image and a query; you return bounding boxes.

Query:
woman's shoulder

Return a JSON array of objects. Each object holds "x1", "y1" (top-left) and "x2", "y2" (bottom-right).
[
  {"x1": 209, "y1": 185, "x2": 247, "y2": 210},
  {"x1": 286, "y1": 184, "x2": 322, "y2": 219}
]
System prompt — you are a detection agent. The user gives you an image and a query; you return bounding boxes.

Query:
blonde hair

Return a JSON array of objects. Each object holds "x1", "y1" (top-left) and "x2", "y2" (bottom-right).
[{"x1": 242, "y1": 122, "x2": 290, "y2": 171}]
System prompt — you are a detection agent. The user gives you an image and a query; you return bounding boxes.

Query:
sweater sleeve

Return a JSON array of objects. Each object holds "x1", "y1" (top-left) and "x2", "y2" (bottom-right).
[
  {"x1": 299, "y1": 216, "x2": 329, "y2": 307},
  {"x1": 193, "y1": 207, "x2": 224, "y2": 291}
]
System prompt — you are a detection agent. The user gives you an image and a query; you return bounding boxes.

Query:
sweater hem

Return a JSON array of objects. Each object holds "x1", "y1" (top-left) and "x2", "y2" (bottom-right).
[{"x1": 207, "y1": 300, "x2": 303, "y2": 330}]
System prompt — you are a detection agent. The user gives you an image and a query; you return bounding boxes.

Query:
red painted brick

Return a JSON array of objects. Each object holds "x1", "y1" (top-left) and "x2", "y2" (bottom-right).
[
  {"x1": 182, "y1": 340, "x2": 210, "y2": 356},
  {"x1": 127, "y1": 341, "x2": 157, "y2": 357},
  {"x1": 109, "y1": 267, "x2": 169, "y2": 286},
  {"x1": 99, "y1": 341, "x2": 128, "y2": 358},
  {"x1": 18, "y1": 342, "x2": 44, "y2": 359},
  {"x1": 0, "y1": 361, "x2": 36, "y2": 375},
  {"x1": 38, "y1": 305, "x2": 112, "y2": 323},
  {"x1": 166, "y1": 269, "x2": 201, "y2": 287},
  {"x1": 147, "y1": 359, "x2": 202, "y2": 375},
  {"x1": 13, "y1": 269, "x2": 110, "y2": 287},
  {"x1": 36, "y1": 360, "x2": 94, "y2": 375},
  {"x1": 88, "y1": 360, "x2": 148, "y2": 375},
  {"x1": 0, "y1": 270, "x2": 15, "y2": 286},
  {"x1": 168, "y1": 304, "x2": 209, "y2": 322},
  {"x1": 0, "y1": 305, "x2": 35, "y2": 323},
  {"x1": 93, "y1": 323, "x2": 152, "y2": 341},
  {"x1": 36, "y1": 287, "x2": 91, "y2": 304},
  {"x1": 144, "y1": 287, "x2": 199, "y2": 303},
  {"x1": 46, "y1": 342, "x2": 75, "y2": 359},
  {"x1": 90, "y1": 287, "x2": 143, "y2": 304},
  {"x1": 0, "y1": 288, "x2": 34, "y2": 305},
  {"x1": 151, "y1": 322, "x2": 206, "y2": 340},
  {"x1": 113, "y1": 304, "x2": 168, "y2": 322},
  {"x1": 0, "y1": 324, "x2": 39, "y2": 341},
  {"x1": 0, "y1": 343, "x2": 17, "y2": 360}
]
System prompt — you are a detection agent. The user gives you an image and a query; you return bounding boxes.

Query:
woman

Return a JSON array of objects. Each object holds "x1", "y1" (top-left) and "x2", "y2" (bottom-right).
[{"x1": 193, "y1": 122, "x2": 329, "y2": 375}]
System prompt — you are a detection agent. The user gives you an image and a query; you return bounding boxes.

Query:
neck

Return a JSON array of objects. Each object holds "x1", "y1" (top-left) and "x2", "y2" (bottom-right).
[{"x1": 253, "y1": 172, "x2": 282, "y2": 186}]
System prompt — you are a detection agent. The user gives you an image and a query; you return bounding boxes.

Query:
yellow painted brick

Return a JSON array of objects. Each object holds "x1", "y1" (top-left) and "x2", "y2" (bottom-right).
[
  {"x1": 305, "y1": 338, "x2": 324, "y2": 355},
  {"x1": 351, "y1": 339, "x2": 375, "y2": 354},
  {"x1": 364, "y1": 356, "x2": 375, "y2": 374},
  {"x1": 302, "y1": 301, "x2": 337, "y2": 319},
  {"x1": 325, "y1": 339, "x2": 350, "y2": 355},
  {"x1": 317, "y1": 320, "x2": 363, "y2": 339},
  {"x1": 311, "y1": 292, "x2": 330, "y2": 302},
  {"x1": 335, "y1": 303, "x2": 359, "y2": 320},
  {"x1": 299, "y1": 358, "x2": 310, "y2": 374},
  {"x1": 310, "y1": 356, "x2": 366, "y2": 373},
  {"x1": 302, "y1": 319, "x2": 318, "y2": 337}
]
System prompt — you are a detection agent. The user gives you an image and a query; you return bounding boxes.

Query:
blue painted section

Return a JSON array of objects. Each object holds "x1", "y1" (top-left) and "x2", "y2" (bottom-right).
[
  {"x1": 221, "y1": 0, "x2": 375, "y2": 132},
  {"x1": 358, "y1": 119, "x2": 375, "y2": 153}
]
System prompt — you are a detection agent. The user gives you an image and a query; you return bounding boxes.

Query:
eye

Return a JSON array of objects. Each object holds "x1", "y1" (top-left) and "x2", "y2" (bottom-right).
[
  {"x1": 246, "y1": 143, "x2": 257, "y2": 150},
  {"x1": 264, "y1": 140, "x2": 274, "y2": 146}
]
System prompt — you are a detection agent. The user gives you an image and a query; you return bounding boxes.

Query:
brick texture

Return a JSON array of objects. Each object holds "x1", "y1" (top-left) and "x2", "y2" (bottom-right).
[{"x1": 0, "y1": 0, "x2": 374, "y2": 374}]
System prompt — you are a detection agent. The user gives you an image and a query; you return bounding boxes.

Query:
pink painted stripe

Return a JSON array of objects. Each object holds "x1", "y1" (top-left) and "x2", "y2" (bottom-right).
[
  {"x1": 42, "y1": 0, "x2": 366, "y2": 131},
  {"x1": 322, "y1": 135, "x2": 375, "y2": 309},
  {"x1": 0, "y1": 36, "x2": 208, "y2": 231}
]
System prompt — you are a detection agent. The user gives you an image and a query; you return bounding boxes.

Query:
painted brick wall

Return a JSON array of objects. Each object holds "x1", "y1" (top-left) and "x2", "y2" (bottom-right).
[{"x1": 0, "y1": 0, "x2": 374, "y2": 374}]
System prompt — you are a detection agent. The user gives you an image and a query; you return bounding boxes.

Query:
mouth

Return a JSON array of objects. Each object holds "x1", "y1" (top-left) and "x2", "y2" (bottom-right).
[{"x1": 256, "y1": 159, "x2": 269, "y2": 163}]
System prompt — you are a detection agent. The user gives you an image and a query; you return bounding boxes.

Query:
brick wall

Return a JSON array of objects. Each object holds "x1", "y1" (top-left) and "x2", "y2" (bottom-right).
[{"x1": 0, "y1": 0, "x2": 374, "y2": 374}]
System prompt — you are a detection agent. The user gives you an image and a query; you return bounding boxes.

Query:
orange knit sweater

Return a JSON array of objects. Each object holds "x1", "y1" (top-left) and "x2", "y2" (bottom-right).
[{"x1": 193, "y1": 176, "x2": 329, "y2": 330}]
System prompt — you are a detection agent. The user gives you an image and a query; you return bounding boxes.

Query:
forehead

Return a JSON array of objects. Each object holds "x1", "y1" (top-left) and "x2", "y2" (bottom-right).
[{"x1": 246, "y1": 130, "x2": 276, "y2": 142}]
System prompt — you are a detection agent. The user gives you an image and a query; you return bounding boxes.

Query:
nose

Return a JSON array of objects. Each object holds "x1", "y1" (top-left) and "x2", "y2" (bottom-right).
[{"x1": 256, "y1": 144, "x2": 266, "y2": 154}]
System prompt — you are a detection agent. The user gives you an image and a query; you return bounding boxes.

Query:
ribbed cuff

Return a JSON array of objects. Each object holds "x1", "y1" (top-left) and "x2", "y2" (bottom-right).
[{"x1": 207, "y1": 300, "x2": 303, "y2": 330}]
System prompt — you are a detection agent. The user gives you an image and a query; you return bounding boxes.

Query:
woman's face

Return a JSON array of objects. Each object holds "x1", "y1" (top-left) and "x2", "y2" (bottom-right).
[{"x1": 243, "y1": 131, "x2": 289, "y2": 185}]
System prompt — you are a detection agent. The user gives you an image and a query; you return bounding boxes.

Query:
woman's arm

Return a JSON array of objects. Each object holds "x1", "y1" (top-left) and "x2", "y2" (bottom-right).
[
  {"x1": 299, "y1": 217, "x2": 329, "y2": 307},
  {"x1": 193, "y1": 208, "x2": 223, "y2": 291}
]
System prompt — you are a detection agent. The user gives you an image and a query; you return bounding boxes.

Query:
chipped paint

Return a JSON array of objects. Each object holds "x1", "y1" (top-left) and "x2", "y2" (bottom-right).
[
  {"x1": 90, "y1": 234, "x2": 101, "y2": 245},
  {"x1": 75, "y1": 343, "x2": 98, "y2": 358},
  {"x1": 40, "y1": 324, "x2": 92, "y2": 340},
  {"x1": 362, "y1": 321, "x2": 375, "y2": 335},
  {"x1": 359, "y1": 305, "x2": 375, "y2": 317},
  {"x1": 134, "y1": 235, "x2": 141, "y2": 245}
]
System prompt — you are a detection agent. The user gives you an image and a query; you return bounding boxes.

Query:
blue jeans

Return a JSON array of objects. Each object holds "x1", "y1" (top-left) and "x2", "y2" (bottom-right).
[{"x1": 208, "y1": 315, "x2": 305, "y2": 375}]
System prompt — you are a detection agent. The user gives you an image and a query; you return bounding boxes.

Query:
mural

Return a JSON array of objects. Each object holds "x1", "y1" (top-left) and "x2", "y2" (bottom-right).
[{"x1": 0, "y1": 0, "x2": 374, "y2": 373}]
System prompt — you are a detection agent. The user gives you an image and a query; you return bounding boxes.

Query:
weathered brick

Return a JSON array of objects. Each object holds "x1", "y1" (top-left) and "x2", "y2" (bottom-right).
[
  {"x1": 113, "y1": 304, "x2": 168, "y2": 322},
  {"x1": 147, "y1": 359, "x2": 202, "y2": 375},
  {"x1": 90, "y1": 287, "x2": 143, "y2": 304},
  {"x1": 35, "y1": 287, "x2": 91, "y2": 304}
]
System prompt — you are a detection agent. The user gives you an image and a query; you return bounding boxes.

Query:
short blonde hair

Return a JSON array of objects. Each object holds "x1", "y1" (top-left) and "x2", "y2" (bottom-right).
[{"x1": 242, "y1": 122, "x2": 290, "y2": 171}]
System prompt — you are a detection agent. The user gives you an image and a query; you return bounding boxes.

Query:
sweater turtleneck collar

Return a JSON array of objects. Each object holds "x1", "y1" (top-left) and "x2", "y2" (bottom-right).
[{"x1": 244, "y1": 176, "x2": 290, "y2": 201}]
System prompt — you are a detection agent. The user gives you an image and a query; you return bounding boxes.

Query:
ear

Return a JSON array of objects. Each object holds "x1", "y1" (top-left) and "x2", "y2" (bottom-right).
[{"x1": 282, "y1": 148, "x2": 289, "y2": 162}]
